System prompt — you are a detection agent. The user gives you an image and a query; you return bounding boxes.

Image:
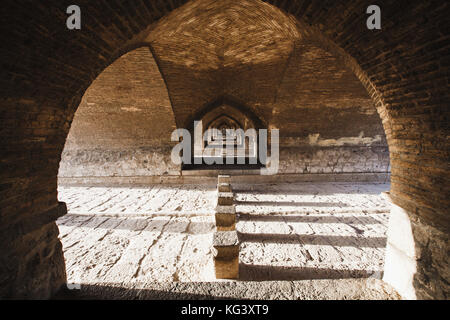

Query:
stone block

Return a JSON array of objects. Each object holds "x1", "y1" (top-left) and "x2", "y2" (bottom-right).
[
  {"x1": 218, "y1": 182, "x2": 232, "y2": 193},
  {"x1": 383, "y1": 201, "x2": 418, "y2": 300},
  {"x1": 216, "y1": 205, "x2": 236, "y2": 215},
  {"x1": 216, "y1": 222, "x2": 235, "y2": 232},
  {"x1": 386, "y1": 203, "x2": 416, "y2": 258},
  {"x1": 218, "y1": 192, "x2": 233, "y2": 205},
  {"x1": 218, "y1": 175, "x2": 231, "y2": 184},
  {"x1": 383, "y1": 243, "x2": 417, "y2": 300},
  {"x1": 212, "y1": 231, "x2": 239, "y2": 279},
  {"x1": 212, "y1": 231, "x2": 239, "y2": 259},
  {"x1": 214, "y1": 257, "x2": 239, "y2": 279},
  {"x1": 215, "y1": 205, "x2": 236, "y2": 231}
]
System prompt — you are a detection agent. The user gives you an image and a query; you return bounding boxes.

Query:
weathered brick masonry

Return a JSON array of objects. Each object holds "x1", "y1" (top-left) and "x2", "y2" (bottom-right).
[
  {"x1": 0, "y1": 0, "x2": 448, "y2": 298},
  {"x1": 59, "y1": 47, "x2": 179, "y2": 178},
  {"x1": 60, "y1": 13, "x2": 389, "y2": 178}
]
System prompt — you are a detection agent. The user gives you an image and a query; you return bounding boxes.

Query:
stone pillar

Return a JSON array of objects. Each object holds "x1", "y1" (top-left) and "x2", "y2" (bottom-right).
[
  {"x1": 213, "y1": 175, "x2": 239, "y2": 279},
  {"x1": 382, "y1": 192, "x2": 417, "y2": 300}
]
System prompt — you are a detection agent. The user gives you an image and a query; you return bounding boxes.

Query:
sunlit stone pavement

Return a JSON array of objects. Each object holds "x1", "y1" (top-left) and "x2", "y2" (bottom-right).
[{"x1": 57, "y1": 182, "x2": 391, "y2": 286}]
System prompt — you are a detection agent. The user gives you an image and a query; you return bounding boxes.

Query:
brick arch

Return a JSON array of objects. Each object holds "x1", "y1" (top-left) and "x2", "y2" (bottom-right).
[
  {"x1": 59, "y1": 46, "x2": 179, "y2": 181},
  {"x1": 185, "y1": 96, "x2": 267, "y2": 132},
  {"x1": 1, "y1": 0, "x2": 448, "y2": 299},
  {"x1": 207, "y1": 115, "x2": 243, "y2": 131}
]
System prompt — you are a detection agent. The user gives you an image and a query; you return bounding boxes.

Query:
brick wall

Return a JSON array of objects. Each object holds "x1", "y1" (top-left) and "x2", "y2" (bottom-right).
[
  {"x1": 58, "y1": 47, "x2": 179, "y2": 178},
  {"x1": 59, "y1": 10, "x2": 389, "y2": 179},
  {"x1": 1, "y1": 0, "x2": 448, "y2": 298}
]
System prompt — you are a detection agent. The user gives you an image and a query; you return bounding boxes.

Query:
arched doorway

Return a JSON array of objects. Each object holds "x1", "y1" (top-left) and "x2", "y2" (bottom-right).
[{"x1": 1, "y1": 0, "x2": 447, "y2": 299}]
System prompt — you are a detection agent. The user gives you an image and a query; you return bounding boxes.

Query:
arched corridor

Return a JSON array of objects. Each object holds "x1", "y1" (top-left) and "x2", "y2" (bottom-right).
[{"x1": 1, "y1": 0, "x2": 448, "y2": 300}]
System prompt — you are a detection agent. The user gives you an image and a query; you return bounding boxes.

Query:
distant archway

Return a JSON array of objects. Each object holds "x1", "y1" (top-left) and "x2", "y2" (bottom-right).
[{"x1": 184, "y1": 96, "x2": 265, "y2": 170}]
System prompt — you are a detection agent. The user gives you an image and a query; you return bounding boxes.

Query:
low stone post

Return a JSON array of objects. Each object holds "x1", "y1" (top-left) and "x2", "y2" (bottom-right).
[
  {"x1": 213, "y1": 175, "x2": 239, "y2": 279},
  {"x1": 212, "y1": 230, "x2": 239, "y2": 279}
]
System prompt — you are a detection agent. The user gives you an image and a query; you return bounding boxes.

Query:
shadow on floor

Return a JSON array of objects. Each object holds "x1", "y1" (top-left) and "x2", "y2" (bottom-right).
[
  {"x1": 58, "y1": 184, "x2": 217, "y2": 191},
  {"x1": 237, "y1": 232, "x2": 387, "y2": 248},
  {"x1": 233, "y1": 186, "x2": 388, "y2": 196},
  {"x1": 239, "y1": 263, "x2": 382, "y2": 281},
  {"x1": 238, "y1": 213, "x2": 383, "y2": 224},
  {"x1": 235, "y1": 200, "x2": 349, "y2": 207},
  {"x1": 58, "y1": 214, "x2": 214, "y2": 234},
  {"x1": 52, "y1": 285, "x2": 235, "y2": 300},
  {"x1": 52, "y1": 268, "x2": 384, "y2": 299}
]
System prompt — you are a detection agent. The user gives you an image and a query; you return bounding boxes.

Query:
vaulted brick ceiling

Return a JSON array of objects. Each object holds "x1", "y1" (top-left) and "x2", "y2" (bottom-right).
[
  {"x1": 145, "y1": 0, "x2": 377, "y2": 138},
  {"x1": 147, "y1": 0, "x2": 303, "y2": 128}
]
